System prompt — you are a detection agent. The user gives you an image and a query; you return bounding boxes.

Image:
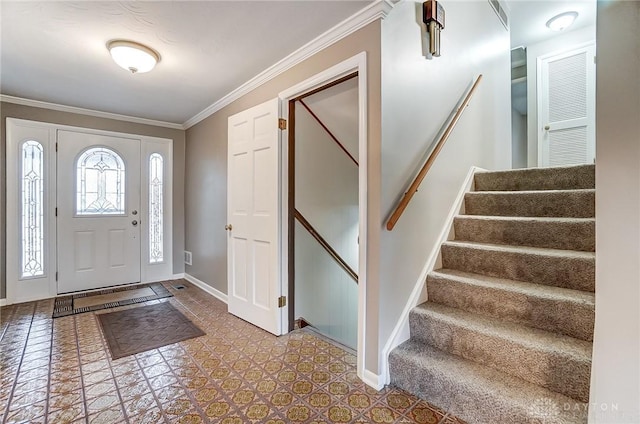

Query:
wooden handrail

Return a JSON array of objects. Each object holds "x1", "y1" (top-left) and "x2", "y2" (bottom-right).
[
  {"x1": 386, "y1": 75, "x2": 483, "y2": 231},
  {"x1": 298, "y1": 99, "x2": 359, "y2": 166},
  {"x1": 294, "y1": 209, "x2": 358, "y2": 283}
]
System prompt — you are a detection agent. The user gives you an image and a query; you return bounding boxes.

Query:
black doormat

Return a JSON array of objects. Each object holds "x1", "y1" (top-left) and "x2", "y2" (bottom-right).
[
  {"x1": 97, "y1": 301, "x2": 205, "y2": 359},
  {"x1": 52, "y1": 282, "x2": 173, "y2": 318}
]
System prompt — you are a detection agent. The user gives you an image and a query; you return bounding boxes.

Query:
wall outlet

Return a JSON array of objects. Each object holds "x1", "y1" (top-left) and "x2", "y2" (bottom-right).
[{"x1": 184, "y1": 250, "x2": 192, "y2": 266}]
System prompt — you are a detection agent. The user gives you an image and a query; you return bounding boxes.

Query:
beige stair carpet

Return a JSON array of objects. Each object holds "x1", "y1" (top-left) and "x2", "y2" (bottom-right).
[{"x1": 389, "y1": 164, "x2": 596, "y2": 424}]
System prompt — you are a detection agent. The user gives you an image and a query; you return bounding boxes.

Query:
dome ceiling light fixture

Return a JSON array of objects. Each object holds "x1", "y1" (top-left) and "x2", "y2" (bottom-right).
[
  {"x1": 107, "y1": 40, "x2": 160, "y2": 74},
  {"x1": 546, "y1": 11, "x2": 579, "y2": 32}
]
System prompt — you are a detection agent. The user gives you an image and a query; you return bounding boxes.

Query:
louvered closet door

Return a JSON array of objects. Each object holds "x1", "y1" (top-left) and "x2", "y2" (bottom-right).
[{"x1": 538, "y1": 44, "x2": 596, "y2": 167}]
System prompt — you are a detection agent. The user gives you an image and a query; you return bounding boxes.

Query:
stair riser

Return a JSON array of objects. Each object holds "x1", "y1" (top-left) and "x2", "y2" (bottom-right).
[
  {"x1": 454, "y1": 217, "x2": 595, "y2": 251},
  {"x1": 389, "y1": 345, "x2": 588, "y2": 424},
  {"x1": 474, "y1": 164, "x2": 595, "y2": 191},
  {"x1": 408, "y1": 310, "x2": 591, "y2": 402},
  {"x1": 441, "y1": 244, "x2": 595, "y2": 292},
  {"x1": 427, "y1": 274, "x2": 595, "y2": 341},
  {"x1": 389, "y1": 354, "x2": 512, "y2": 424},
  {"x1": 465, "y1": 191, "x2": 595, "y2": 218}
]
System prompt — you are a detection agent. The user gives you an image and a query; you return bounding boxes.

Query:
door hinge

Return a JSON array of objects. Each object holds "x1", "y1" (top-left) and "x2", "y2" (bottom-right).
[
  {"x1": 55, "y1": 272, "x2": 58, "y2": 281},
  {"x1": 278, "y1": 296, "x2": 287, "y2": 308},
  {"x1": 278, "y1": 118, "x2": 287, "y2": 130},
  {"x1": 55, "y1": 142, "x2": 58, "y2": 152},
  {"x1": 55, "y1": 207, "x2": 58, "y2": 217}
]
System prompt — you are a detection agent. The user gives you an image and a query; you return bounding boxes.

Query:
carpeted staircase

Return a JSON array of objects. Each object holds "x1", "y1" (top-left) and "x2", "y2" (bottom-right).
[{"x1": 389, "y1": 164, "x2": 595, "y2": 424}]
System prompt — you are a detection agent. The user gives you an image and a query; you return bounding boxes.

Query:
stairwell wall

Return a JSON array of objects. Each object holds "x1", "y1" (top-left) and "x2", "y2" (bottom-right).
[
  {"x1": 590, "y1": 1, "x2": 640, "y2": 422},
  {"x1": 294, "y1": 80, "x2": 360, "y2": 349},
  {"x1": 378, "y1": 1, "x2": 511, "y2": 375}
]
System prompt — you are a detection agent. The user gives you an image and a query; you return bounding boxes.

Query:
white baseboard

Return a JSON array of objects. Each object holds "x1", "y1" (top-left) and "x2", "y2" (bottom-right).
[
  {"x1": 184, "y1": 273, "x2": 228, "y2": 304},
  {"x1": 379, "y1": 166, "x2": 483, "y2": 385},
  {"x1": 0, "y1": 299, "x2": 7, "y2": 307},
  {"x1": 172, "y1": 273, "x2": 186, "y2": 280},
  {"x1": 362, "y1": 368, "x2": 386, "y2": 391}
]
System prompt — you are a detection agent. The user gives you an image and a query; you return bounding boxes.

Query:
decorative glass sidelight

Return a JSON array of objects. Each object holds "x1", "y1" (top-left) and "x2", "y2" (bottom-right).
[
  {"x1": 77, "y1": 147, "x2": 125, "y2": 215},
  {"x1": 21, "y1": 140, "x2": 45, "y2": 278},
  {"x1": 149, "y1": 153, "x2": 164, "y2": 263}
]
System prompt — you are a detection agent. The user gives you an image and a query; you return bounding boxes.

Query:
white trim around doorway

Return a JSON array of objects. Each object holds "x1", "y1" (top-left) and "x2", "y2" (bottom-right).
[{"x1": 277, "y1": 52, "x2": 369, "y2": 385}]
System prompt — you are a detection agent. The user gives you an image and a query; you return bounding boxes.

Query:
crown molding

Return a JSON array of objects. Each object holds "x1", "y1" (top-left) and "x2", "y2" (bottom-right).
[
  {"x1": 0, "y1": 94, "x2": 185, "y2": 130},
  {"x1": 183, "y1": 0, "x2": 394, "y2": 129}
]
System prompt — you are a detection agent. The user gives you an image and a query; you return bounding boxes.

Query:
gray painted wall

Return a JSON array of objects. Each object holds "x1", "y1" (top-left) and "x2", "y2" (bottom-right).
[
  {"x1": 184, "y1": 21, "x2": 382, "y2": 372},
  {"x1": 512, "y1": 108, "x2": 528, "y2": 168},
  {"x1": 378, "y1": 0, "x2": 512, "y2": 371},
  {"x1": 589, "y1": 2, "x2": 640, "y2": 422},
  {"x1": 185, "y1": 0, "x2": 514, "y2": 376},
  {"x1": 0, "y1": 102, "x2": 186, "y2": 299}
]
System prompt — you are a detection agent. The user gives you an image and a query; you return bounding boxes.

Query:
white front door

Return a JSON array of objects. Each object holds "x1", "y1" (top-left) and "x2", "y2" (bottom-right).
[
  {"x1": 538, "y1": 43, "x2": 596, "y2": 166},
  {"x1": 57, "y1": 130, "x2": 141, "y2": 293},
  {"x1": 227, "y1": 98, "x2": 282, "y2": 335}
]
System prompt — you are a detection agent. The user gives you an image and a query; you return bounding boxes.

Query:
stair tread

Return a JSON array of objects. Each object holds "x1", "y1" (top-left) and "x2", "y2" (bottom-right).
[
  {"x1": 455, "y1": 215, "x2": 595, "y2": 224},
  {"x1": 413, "y1": 302, "x2": 592, "y2": 360},
  {"x1": 430, "y1": 269, "x2": 595, "y2": 305},
  {"x1": 476, "y1": 163, "x2": 593, "y2": 173},
  {"x1": 390, "y1": 341, "x2": 588, "y2": 423},
  {"x1": 474, "y1": 164, "x2": 595, "y2": 192},
  {"x1": 442, "y1": 240, "x2": 595, "y2": 259},
  {"x1": 465, "y1": 189, "x2": 595, "y2": 218},
  {"x1": 471, "y1": 188, "x2": 595, "y2": 194},
  {"x1": 454, "y1": 215, "x2": 595, "y2": 252},
  {"x1": 428, "y1": 269, "x2": 595, "y2": 341}
]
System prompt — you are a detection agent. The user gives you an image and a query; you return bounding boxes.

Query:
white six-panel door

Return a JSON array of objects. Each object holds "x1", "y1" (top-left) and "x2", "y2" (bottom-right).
[
  {"x1": 57, "y1": 130, "x2": 141, "y2": 293},
  {"x1": 227, "y1": 98, "x2": 282, "y2": 335}
]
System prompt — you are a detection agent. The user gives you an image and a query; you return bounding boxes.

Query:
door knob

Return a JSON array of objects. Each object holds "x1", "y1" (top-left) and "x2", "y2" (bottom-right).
[
  {"x1": 132, "y1": 210, "x2": 138, "y2": 215},
  {"x1": 132, "y1": 220, "x2": 138, "y2": 226},
  {"x1": 225, "y1": 224, "x2": 233, "y2": 231},
  {"x1": 544, "y1": 125, "x2": 550, "y2": 131}
]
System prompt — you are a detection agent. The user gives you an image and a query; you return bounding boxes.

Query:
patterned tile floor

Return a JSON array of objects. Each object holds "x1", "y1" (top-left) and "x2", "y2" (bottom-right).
[{"x1": 0, "y1": 280, "x2": 464, "y2": 424}]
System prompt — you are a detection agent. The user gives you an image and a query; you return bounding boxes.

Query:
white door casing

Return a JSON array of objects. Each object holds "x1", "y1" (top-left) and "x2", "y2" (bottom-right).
[
  {"x1": 57, "y1": 130, "x2": 141, "y2": 293},
  {"x1": 278, "y1": 52, "x2": 368, "y2": 383},
  {"x1": 227, "y1": 98, "x2": 282, "y2": 335},
  {"x1": 538, "y1": 43, "x2": 596, "y2": 167}
]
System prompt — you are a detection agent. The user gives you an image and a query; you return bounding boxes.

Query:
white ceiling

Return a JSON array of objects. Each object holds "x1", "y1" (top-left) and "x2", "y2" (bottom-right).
[
  {"x1": 507, "y1": 0, "x2": 596, "y2": 116},
  {"x1": 508, "y1": 0, "x2": 596, "y2": 48},
  {"x1": 0, "y1": 1, "x2": 371, "y2": 125}
]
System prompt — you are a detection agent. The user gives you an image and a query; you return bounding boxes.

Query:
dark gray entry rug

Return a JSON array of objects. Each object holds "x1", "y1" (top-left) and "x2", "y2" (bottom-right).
[
  {"x1": 97, "y1": 301, "x2": 205, "y2": 359},
  {"x1": 52, "y1": 282, "x2": 173, "y2": 318}
]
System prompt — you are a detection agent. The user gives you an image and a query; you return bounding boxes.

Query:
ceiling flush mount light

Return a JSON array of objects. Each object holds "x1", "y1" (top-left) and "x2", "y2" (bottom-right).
[
  {"x1": 546, "y1": 11, "x2": 579, "y2": 32},
  {"x1": 107, "y1": 40, "x2": 160, "y2": 74}
]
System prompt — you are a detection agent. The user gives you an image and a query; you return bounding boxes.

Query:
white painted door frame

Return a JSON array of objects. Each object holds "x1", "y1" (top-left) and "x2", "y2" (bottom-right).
[
  {"x1": 5, "y1": 118, "x2": 173, "y2": 304},
  {"x1": 278, "y1": 52, "x2": 368, "y2": 382}
]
